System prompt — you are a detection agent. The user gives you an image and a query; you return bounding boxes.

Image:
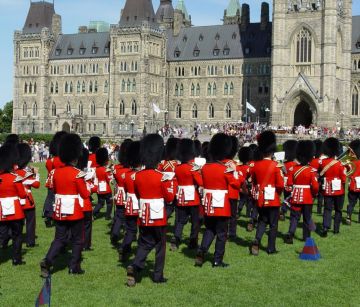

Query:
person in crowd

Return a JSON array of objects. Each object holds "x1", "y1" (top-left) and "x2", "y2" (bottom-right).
[{"x1": 310, "y1": 140, "x2": 325, "y2": 214}]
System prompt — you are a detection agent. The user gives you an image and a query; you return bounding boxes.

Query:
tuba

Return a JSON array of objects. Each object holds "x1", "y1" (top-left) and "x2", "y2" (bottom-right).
[{"x1": 339, "y1": 147, "x2": 356, "y2": 176}]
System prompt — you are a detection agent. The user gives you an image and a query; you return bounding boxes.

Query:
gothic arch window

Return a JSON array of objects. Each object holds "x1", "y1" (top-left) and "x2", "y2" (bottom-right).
[
  {"x1": 69, "y1": 82, "x2": 73, "y2": 93},
  {"x1": 82, "y1": 81, "x2": 85, "y2": 93},
  {"x1": 225, "y1": 103, "x2": 232, "y2": 119},
  {"x1": 191, "y1": 83, "x2": 195, "y2": 96},
  {"x1": 55, "y1": 82, "x2": 59, "y2": 94},
  {"x1": 196, "y1": 83, "x2": 200, "y2": 96},
  {"x1": 91, "y1": 101, "x2": 96, "y2": 116},
  {"x1": 94, "y1": 81, "x2": 98, "y2": 93},
  {"x1": 29, "y1": 82, "x2": 33, "y2": 94},
  {"x1": 192, "y1": 104, "x2": 198, "y2": 119},
  {"x1": 295, "y1": 27, "x2": 312, "y2": 63},
  {"x1": 132, "y1": 79, "x2": 136, "y2": 91},
  {"x1": 179, "y1": 84, "x2": 184, "y2": 96},
  {"x1": 224, "y1": 82, "x2": 229, "y2": 95},
  {"x1": 32, "y1": 102, "x2": 38, "y2": 117},
  {"x1": 78, "y1": 101, "x2": 83, "y2": 116},
  {"x1": 354, "y1": 60, "x2": 358, "y2": 71},
  {"x1": 22, "y1": 102, "x2": 27, "y2": 116},
  {"x1": 208, "y1": 103, "x2": 214, "y2": 119},
  {"x1": 213, "y1": 82, "x2": 217, "y2": 96},
  {"x1": 175, "y1": 103, "x2": 182, "y2": 119},
  {"x1": 89, "y1": 81, "x2": 93, "y2": 93},
  {"x1": 65, "y1": 82, "x2": 69, "y2": 93},
  {"x1": 33, "y1": 82, "x2": 37, "y2": 94},
  {"x1": 121, "y1": 79, "x2": 126, "y2": 92},
  {"x1": 66, "y1": 101, "x2": 71, "y2": 113},
  {"x1": 127, "y1": 79, "x2": 131, "y2": 92},
  {"x1": 352, "y1": 87, "x2": 359, "y2": 116},
  {"x1": 131, "y1": 100, "x2": 137, "y2": 115},
  {"x1": 175, "y1": 83, "x2": 179, "y2": 96},
  {"x1": 229, "y1": 82, "x2": 234, "y2": 95},
  {"x1": 50, "y1": 82, "x2": 54, "y2": 94},
  {"x1": 104, "y1": 80, "x2": 109, "y2": 93},
  {"x1": 207, "y1": 83, "x2": 212, "y2": 96},
  {"x1": 120, "y1": 100, "x2": 125, "y2": 115},
  {"x1": 51, "y1": 102, "x2": 56, "y2": 116},
  {"x1": 105, "y1": 101, "x2": 110, "y2": 117},
  {"x1": 77, "y1": 81, "x2": 81, "y2": 94}
]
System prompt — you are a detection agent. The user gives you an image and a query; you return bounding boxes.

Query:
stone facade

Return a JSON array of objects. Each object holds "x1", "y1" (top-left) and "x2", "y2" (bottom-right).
[{"x1": 12, "y1": 0, "x2": 360, "y2": 136}]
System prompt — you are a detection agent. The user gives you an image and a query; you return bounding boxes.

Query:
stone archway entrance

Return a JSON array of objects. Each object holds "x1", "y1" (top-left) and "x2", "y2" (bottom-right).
[
  {"x1": 62, "y1": 122, "x2": 71, "y2": 133},
  {"x1": 294, "y1": 101, "x2": 313, "y2": 127}
]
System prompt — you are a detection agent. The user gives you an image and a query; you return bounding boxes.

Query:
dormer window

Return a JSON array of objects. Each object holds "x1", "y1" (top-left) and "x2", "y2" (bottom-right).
[
  {"x1": 356, "y1": 42, "x2": 360, "y2": 49},
  {"x1": 193, "y1": 50, "x2": 200, "y2": 57},
  {"x1": 104, "y1": 47, "x2": 109, "y2": 54},
  {"x1": 174, "y1": 50, "x2": 181, "y2": 58},
  {"x1": 215, "y1": 33, "x2": 220, "y2": 40},
  {"x1": 67, "y1": 48, "x2": 73, "y2": 55},
  {"x1": 92, "y1": 47, "x2": 98, "y2": 54},
  {"x1": 199, "y1": 34, "x2": 203, "y2": 41},
  {"x1": 183, "y1": 35, "x2": 187, "y2": 42},
  {"x1": 79, "y1": 48, "x2": 86, "y2": 55},
  {"x1": 245, "y1": 47, "x2": 250, "y2": 55},
  {"x1": 232, "y1": 32, "x2": 237, "y2": 40},
  {"x1": 55, "y1": 48, "x2": 61, "y2": 56},
  {"x1": 223, "y1": 48, "x2": 230, "y2": 55},
  {"x1": 213, "y1": 48, "x2": 220, "y2": 56}
]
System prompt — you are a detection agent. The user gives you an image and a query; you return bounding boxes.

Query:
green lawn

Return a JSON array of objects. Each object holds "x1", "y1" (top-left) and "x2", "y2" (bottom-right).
[{"x1": 1, "y1": 163, "x2": 360, "y2": 306}]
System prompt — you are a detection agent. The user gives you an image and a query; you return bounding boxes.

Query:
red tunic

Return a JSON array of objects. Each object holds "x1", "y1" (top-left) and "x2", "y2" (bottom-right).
[
  {"x1": 88, "y1": 153, "x2": 99, "y2": 169},
  {"x1": 284, "y1": 161, "x2": 298, "y2": 192},
  {"x1": 319, "y1": 158, "x2": 346, "y2": 196},
  {"x1": 124, "y1": 170, "x2": 140, "y2": 217},
  {"x1": 81, "y1": 177, "x2": 97, "y2": 212},
  {"x1": 0, "y1": 172, "x2": 27, "y2": 221},
  {"x1": 223, "y1": 159, "x2": 245, "y2": 200},
  {"x1": 52, "y1": 166, "x2": 90, "y2": 221},
  {"x1": 158, "y1": 160, "x2": 179, "y2": 173},
  {"x1": 96, "y1": 166, "x2": 112, "y2": 195},
  {"x1": 201, "y1": 162, "x2": 240, "y2": 217},
  {"x1": 15, "y1": 168, "x2": 40, "y2": 210},
  {"x1": 45, "y1": 157, "x2": 65, "y2": 188},
  {"x1": 252, "y1": 158, "x2": 284, "y2": 208},
  {"x1": 134, "y1": 169, "x2": 177, "y2": 227},
  {"x1": 113, "y1": 165, "x2": 131, "y2": 206},
  {"x1": 175, "y1": 163, "x2": 203, "y2": 207},
  {"x1": 348, "y1": 160, "x2": 360, "y2": 192}
]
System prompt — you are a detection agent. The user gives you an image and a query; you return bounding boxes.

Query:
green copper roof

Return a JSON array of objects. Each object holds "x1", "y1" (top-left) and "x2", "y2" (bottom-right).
[
  {"x1": 176, "y1": 0, "x2": 189, "y2": 21},
  {"x1": 226, "y1": 0, "x2": 241, "y2": 17}
]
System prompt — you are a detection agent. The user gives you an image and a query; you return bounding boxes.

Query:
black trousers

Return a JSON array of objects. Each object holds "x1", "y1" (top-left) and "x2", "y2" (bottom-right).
[
  {"x1": 317, "y1": 194, "x2": 324, "y2": 214},
  {"x1": 93, "y1": 193, "x2": 113, "y2": 219},
  {"x1": 121, "y1": 216, "x2": 138, "y2": 252},
  {"x1": 174, "y1": 206, "x2": 200, "y2": 242},
  {"x1": 0, "y1": 220, "x2": 24, "y2": 262},
  {"x1": 347, "y1": 191, "x2": 360, "y2": 219},
  {"x1": 43, "y1": 189, "x2": 55, "y2": 219},
  {"x1": 228, "y1": 199, "x2": 239, "y2": 237},
  {"x1": 238, "y1": 193, "x2": 251, "y2": 217},
  {"x1": 83, "y1": 211, "x2": 92, "y2": 249},
  {"x1": 24, "y1": 208, "x2": 36, "y2": 245},
  {"x1": 45, "y1": 219, "x2": 84, "y2": 270},
  {"x1": 199, "y1": 217, "x2": 229, "y2": 263},
  {"x1": 111, "y1": 206, "x2": 126, "y2": 239},
  {"x1": 166, "y1": 200, "x2": 176, "y2": 220},
  {"x1": 248, "y1": 198, "x2": 258, "y2": 224},
  {"x1": 133, "y1": 226, "x2": 166, "y2": 281},
  {"x1": 323, "y1": 195, "x2": 345, "y2": 232},
  {"x1": 255, "y1": 207, "x2": 279, "y2": 252},
  {"x1": 288, "y1": 205, "x2": 313, "y2": 240}
]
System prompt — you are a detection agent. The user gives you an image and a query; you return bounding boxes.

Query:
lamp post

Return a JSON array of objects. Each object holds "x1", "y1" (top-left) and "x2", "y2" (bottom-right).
[
  {"x1": 164, "y1": 109, "x2": 169, "y2": 126},
  {"x1": 130, "y1": 120, "x2": 135, "y2": 138},
  {"x1": 340, "y1": 111, "x2": 345, "y2": 139},
  {"x1": 32, "y1": 120, "x2": 35, "y2": 133}
]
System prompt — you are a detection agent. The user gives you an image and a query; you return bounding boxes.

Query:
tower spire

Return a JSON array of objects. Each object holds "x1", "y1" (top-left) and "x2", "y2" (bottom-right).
[{"x1": 119, "y1": 0, "x2": 157, "y2": 26}]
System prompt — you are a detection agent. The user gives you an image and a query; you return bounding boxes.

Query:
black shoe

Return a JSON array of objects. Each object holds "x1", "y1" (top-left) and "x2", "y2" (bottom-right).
[
  {"x1": 284, "y1": 233, "x2": 294, "y2": 245},
  {"x1": 12, "y1": 259, "x2": 26, "y2": 266},
  {"x1": 110, "y1": 236, "x2": 119, "y2": 247},
  {"x1": 333, "y1": 229, "x2": 340, "y2": 234},
  {"x1": 152, "y1": 277, "x2": 168, "y2": 284},
  {"x1": 249, "y1": 242, "x2": 259, "y2": 256},
  {"x1": 212, "y1": 261, "x2": 229, "y2": 268},
  {"x1": 188, "y1": 239, "x2": 198, "y2": 250},
  {"x1": 40, "y1": 259, "x2": 51, "y2": 278},
  {"x1": 44, "y1": 219, "x2": 52, "y2": 228},
  {"x1": 26, "y1": 243, "x2": 36, "y2": 248},
  {"x1": 68, "y1": 268, "x2": 85, "y2": 275},
  {"x1": 320, "y1": 229, "x2": 328, "y2": 238},
  {"x1": 266, "y1": 249, "x2": 278, "y2": 255},
  {"x1": 195, "y1": 251, "x2": 204, "y2": 267},
  {"x1": 170, "y1": 237, "x2": 179, "y2": 252},
  {"x1": 126, "y1": 265, "x2": 137, "y2": 287}
]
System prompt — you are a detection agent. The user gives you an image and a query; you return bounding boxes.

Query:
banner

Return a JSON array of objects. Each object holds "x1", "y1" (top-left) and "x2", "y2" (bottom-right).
[
  {"x1": 152, "y1": 103, "x2": 161, "y2": 114},
  {"x1": 246, "y1": 102, "x2": 256, "y2": 114}
]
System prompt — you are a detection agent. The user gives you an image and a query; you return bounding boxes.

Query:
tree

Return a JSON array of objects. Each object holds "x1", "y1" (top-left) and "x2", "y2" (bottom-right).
[{"x1": 0, "y1": 101, "x2": 13, "y2": 133}]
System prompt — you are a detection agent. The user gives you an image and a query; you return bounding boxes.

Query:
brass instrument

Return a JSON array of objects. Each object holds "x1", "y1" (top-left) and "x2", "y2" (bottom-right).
[{"x1": 339, "y1": 147, "x2": 357, "y2": 176}]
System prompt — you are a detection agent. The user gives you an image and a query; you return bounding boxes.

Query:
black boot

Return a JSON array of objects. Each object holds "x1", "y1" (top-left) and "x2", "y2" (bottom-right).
[
  {"x1": 195, "y1": 250, "x2": 205, "y2": 267},
  {"x1": 188, "y1": 238, "x2": 198, "y2": 250},
  {"x1": 170, "y1": 237, "x2": 180, "y2": 251},
  {"x1": 284, "y1": 233, "x2": 294, "y2": 244},
  {"x1": 249, "y1": 240, "x2": 259, "y2": 256},
  {"x1": 40, "y1": 259, "x2": 51, "y2": 278}
]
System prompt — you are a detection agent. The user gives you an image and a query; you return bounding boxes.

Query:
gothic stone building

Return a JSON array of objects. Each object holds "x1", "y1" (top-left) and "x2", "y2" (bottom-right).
[{"x1": 12, "y1": 0, "x2": 360, "y2": 135}]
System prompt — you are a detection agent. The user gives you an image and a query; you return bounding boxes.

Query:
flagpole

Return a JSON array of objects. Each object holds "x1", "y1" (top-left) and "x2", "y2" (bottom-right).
[{"x1": 246, "y1": 100, "x2": 248, "y2": 123}]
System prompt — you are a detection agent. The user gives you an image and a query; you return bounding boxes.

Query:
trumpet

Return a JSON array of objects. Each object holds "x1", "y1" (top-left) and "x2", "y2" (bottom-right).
[{"x1": 339, "y1": 147, "x2": 357, "y2": 176}]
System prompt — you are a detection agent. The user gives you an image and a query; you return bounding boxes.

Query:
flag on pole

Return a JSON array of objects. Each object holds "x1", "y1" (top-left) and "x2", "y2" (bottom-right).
[
  {"x1": 152, "y1": 103, "x2": 161, "y2": 114},
  {"x1": 246, "y1": 102, "x2": 256, "y2": 114},
  {"x1": 35, "y1": 276, "x2": 51, "y2": 307}
]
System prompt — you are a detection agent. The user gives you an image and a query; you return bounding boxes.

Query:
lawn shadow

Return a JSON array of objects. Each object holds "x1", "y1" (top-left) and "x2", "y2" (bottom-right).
[
  {"x1": 51, "y1": 250, "x2": 72, "y2": 274},
  {"x1": 0, "y1": 245, "x2": 29, "y2": 265}
]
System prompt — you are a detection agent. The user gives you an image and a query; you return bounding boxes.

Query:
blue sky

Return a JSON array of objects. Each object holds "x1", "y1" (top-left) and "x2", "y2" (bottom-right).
[{"x1": 0, "y1": 0, "x2": 359, "y2": 107}]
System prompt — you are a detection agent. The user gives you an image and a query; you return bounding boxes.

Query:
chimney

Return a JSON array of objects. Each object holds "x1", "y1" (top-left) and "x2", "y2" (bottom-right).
[
  {"x1": 78, "y1": 26, "x2": 88, "y2": 33},
  {"x1": 241, "y1": 4, "x2": 250, "y2": 32},
  {"x1": 260, "y1": 2, "x2": 269, "y2": 31}
]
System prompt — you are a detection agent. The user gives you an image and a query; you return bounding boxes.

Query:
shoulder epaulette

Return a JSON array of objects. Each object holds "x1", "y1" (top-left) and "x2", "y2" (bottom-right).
[
  {"x1": 24, "y1": 171, "x2": 34, "y2": 179},
  {"x1": 190, "y1": 163, "x2": 201, "y2": 172},
  {"x1": 161, "y1": 172, "x2": 175, "y2": 182},
  {"x1": 13, "y1": 174, "x2": 24, "y2": 183},
  {"x1": 249, "y1": 162, "x2": 255, "y2": 168},
  {"x1": 76, "y1": 171, "x2": 87, "y2": 179},
  {"x1": 131, "y1": 172, "x2": 136, "y2": 181}
]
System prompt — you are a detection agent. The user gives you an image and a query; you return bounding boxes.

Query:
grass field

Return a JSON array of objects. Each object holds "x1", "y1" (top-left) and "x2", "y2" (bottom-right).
[{"x1": 1, "y1": 163, "x2": 360, "y2": 306}]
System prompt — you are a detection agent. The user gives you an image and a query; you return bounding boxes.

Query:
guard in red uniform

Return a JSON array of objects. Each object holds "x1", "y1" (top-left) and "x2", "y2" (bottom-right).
[
  {"x1": 111, "y1": 140, "x2": 132, "y2": 245},
  {"x1": 0, "y1": 144, "x2": 27, "y2": 265},
  {"x1": 118, "y1": 141, "x2": 141, "y2": 262},
  {"x1": 250, "y1": 131, "x2": 284, "y2": 255},
  {"x1": 279, "y1": 140, "x2": 298, "y2": 221},
  {"x1": 319, "y1": 138, "x2": 346, "y2": 237},
  {"x1": 88, "y1": 136, "x2": 101, "y2": 169},
  {"x1": 158, "y1": 137, "x2": 179, "y2": 218},
  {"x1": 43, "y1": 131, "x2": 67, "y2": 227},
  {"x1": 284, "y1": 141, "x2": 319, "y2": 244},
  {"x1": 310, "y1": 140, "x2": 324, "y2": 214},
  {"x1": 195, "y1": 134, "x2": 241, "y2": 267},
  {"x1": 93, "y1": 148, "x2": 113, "y2": 220},
  {"x1": 237, "y1": 147, "x2": 252, "y2": 217},
  {"x1": 41, "y1": 134, "x2": 90, "y2": 277},
  {"x1": 170, "y1": 139, "x2": 203, "y2": 251},
  {"x1": 16, "y1": 143, "x2": 40, "y2": 247},
  {"x1": 346, "y1": 140, "x2": 360, "y2": 225},
  {"x1": 126, "y1": 134, "x2": 177, "y2": 286}
]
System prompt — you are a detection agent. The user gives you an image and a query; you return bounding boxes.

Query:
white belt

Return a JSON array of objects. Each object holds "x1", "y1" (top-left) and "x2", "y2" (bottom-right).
[
  {"x1": 0, "y1": 197, "x2": 19, "y2": 202},
  {"x1": 203, "y1": 189, "x2": 228, "y2": 194},
  {"x1": 178, "y1": 185, "x2": 195, "y2": 189},
  {"x1": 293, "y1": 185, "x2": 311, "y2": 189},
  {"x1": 139, "y1": 198, "x2": 164, "y2": 206},
  {"x1": 55, "y1": 194, "x2": 78, "y2": 200}
]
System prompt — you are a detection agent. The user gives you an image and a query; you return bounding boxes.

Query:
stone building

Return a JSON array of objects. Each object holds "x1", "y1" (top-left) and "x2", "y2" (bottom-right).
[{"x1": 12, "y1": 0, "x2": 359, "y2": 135}]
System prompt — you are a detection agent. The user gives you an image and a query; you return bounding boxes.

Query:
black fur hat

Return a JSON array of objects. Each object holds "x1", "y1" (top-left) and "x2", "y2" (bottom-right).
[
  {"x1": 59, "y1": 133, "x2": 83, "y2": 164},
  {"x1": 140, "y1": 134, "x2": 164, "y2": 169},
  {"x1": 17, "y1": 143, "x2": 32, "y2": 169},
  {"x1": 208, "y1": 133, "x2": 232, "y2": 161},
  {"x1": 238, "y1": 146, "x2": 251, "y2": 164},
  {"x1": 49, "y1": 131, "x2": 67, "y2": 157},
  {"x1": 349, "y1": 139, "x2": 360, "y2": 159},
  {"x1": 313, "y1": 139, "x2": 323, "y2": 158},
  {"x1": 201, "y1": 141, "x2": 210, "y2": 161},
  {"x1": 228, "y1": 136, "x2": 239, "y2": 159},
  {"x1": 164, "y1": 137, "x2": 179, "y2": 160},
  {"x1": 4, "y1": 134, "x2": 20, "y2": 145},
  {"x1": 194, "y1": 139, "x2": 202, "y2": 157},
  {"x1": 96, "y1": 147, "x2": 109, "y2": 166},
  {"x1": 0, "y1": 144, "x2": 18, "y2": 173},
  {"x1": 177, "y1": 139, "x2": 195, "y2": 163},
  {"x1": 323, "y1": 137, "x2": 341, "y2": 158},
  {"x1": 296, "y1": 140, "x2": 315, "y2": 166},
  {"x1": 88, "y1": 136, "x2": 101, "y2": 153},
  {"x1": 77, "y1": 147, "x2": 89, "y2": 170},
  {"x1": 248, "y1": 144, "x2": 262, "y2": 161},
  {"x1": 118, "y1": 139, "x2": 132, "y2": 167},
  {"x1": 127, "y1": 141, "x2": 141, "y2": 169},
  {"x1": 283, "y1": 140, "x2": 298, "y2": 162},
  {"x1": 258, "y1": 131, "x2": 276, "y2": 156}
]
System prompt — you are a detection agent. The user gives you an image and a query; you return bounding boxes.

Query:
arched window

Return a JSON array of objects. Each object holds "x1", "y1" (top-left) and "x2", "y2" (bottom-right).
[
  {"x1": 225, "y1": 103, "x2": 231, "y2": 119},
  {"x1": 121, "y1": 79, "x2": 126, "y2": 92},
  {"x1": 224, "y1": 82, "x2": 229, "y2": 95},
  {"x1": 22, "y1": 102, "x2": 27, "y2": 116},
  {"x1": 94, "y1": 81, "x2": 98, "y2": 93},
  {"x1": 180, "y1": 84, "x2": 184, "y2": 96},
  {"x1": 51, "y1": 102, "x2": 56, "y2": 116},
  {"x1": 191, "y1": 83, "x2": 195, "y2": 96},
  {"x1": 175, "y1": 103, "x2": 182, "y2": 119},
  {"x1": 352, "y1": 87, "x2": 359, "y2": 116},
  {"x1": 33, "y1": 82, "x2": 37, "y2": 94},
  {"x1": 32, "y1": 102, "x2": 38, "y2": 116},
  {"x1": 29, "y1": 82, "x2": 33, "y2": 94},
  {"x1": 89, "y1": 81, "x2": 93, "y2": 93},
  {"x1": 82, "y1": 81, "x2": 85, "y2": 93},
  {"x1": 69, "y1": 82, "x2": 73, "y2": 93},
  {"x1": 295, "y1": 27, "x2": 312, "y2": 63},
  {"x1": 208, "y1": 103, "x2": 214, "y2": 118},
  {"x1": 66, "y1": 102, "x2": 71, "y2": 113},
  {"x1": 105, "y1": 101, "x2": 110, "y2": 117},
  {"x1": 50, "y1": 82, "x2": 54, "y2": 94},
  {"x1": 78, "y1": 102, "x2": 83, "y2": 116},
  {"x1": 213, "y1": 82, "x2": 217, "y2": 96},
  {"x1": 196, "y1": 84, "x2": 200, "y2": 96},
  {"x1": 354, "y1": 60, "x2": 357, "y2": 71},
  {"x1": 131, "y1": 100, "x2": 137, "y2": 115},
  {"x1": 77, "y1": 81, "x2": 81, "y2": 94},
  {"x1": 229, "y1": 82, "x2": 234, "y2": 95},
  {"x1": 65, "y1": 82, "x2": 69, "y2": 93},
  {"x1": 104, "y1": 80, "x2": 109, "y2": 93},
  {"x1": 207, "y1": 83, "x2": 212, "y2": 96},
  {"x1": 127, "y1": 79, "x2": 131, "y2": 92},
  {"x1": 132, "y1": 79, "x2": 136, "y2": 91},
  {"x1": 192, "y1": 104, "x2": 198, "y2": 119},
  {"x1": 55, "y1": 82, "x2": 59, "y2": 94},
  {"x1": 120, "y1": 100, "x2": 125, "y2": 115},
  {"x1": 91, "y1": 101, "x2": 96, "y2": 116},
  {"x1": 175, "y1": 84, "x2": 179, "y2": 96}
]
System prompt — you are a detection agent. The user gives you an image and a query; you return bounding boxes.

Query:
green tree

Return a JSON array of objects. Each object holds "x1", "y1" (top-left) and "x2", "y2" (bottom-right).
[{"x1": 0, "y1": 101, "x2": 13, "y2": 133}]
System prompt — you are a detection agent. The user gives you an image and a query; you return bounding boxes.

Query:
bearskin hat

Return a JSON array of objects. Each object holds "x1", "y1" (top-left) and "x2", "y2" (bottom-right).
[
  {"x1": 248, "y1": 144, "x2": 262, "y2": 161},
  {"x1": 4, "y1": 134, "x2": 20, "y2": 145},
  {"x1": 127, "y1": 141, "x2": 141, "y2": 169},
  {"x1": 0, "y1": 144, "x2": 18, "y2": 173},
  {"x1": 323, "y1": 137, "x2": 341, "y2": 158},
  {"x1": 164, "y1": 137, "x2": 179, "y2": 160},
  {"x1": 238, "y1": 146, "x2": 251, "y2": 164},
  {"x1": 228, "y1": 136, "x2": 239, "y2": 159},
  {"x1": 59, "y1": 133, "x2": 83, "y2": 164},
  {"x1": 194, "y1": 139, "x2": 202, "y2": 157},
  {"x1": 140, "y1": 134, "x2": 164, "y2": 169},
  {"x1": 208, "y1": 133, "x2": 232, "y2": 161},
  {"x1": 201, "y1": 141, "x2": 210, "y2": 161},
  {"x1": 118, "y1": 139, "x2": 132, "y2": 167},
  {"x1": 49, "y1": 131, "x2": 67, "y2": 157},
  {"x1": 283, "y1": 140, "x2": 298, "y2": 162},
  {"x1": 258, "y1": 130, "x2": 277, "y2": 156},
  {"x1": 313, "y1": 139, "x2": 323, "y2": 158},
  {"x1": 77, "y1": 147, "x2": 89, "y2": 170},
  {"x1": 88, "y1": 136, "x2": 101, "y2": 153},
  {"x1": 349, "y1": 139, "x2": 360, "y2": 159},
  {"x1": 96, "y1": 147, "x2": 109, "y2": 167},
  {"x1": 296, "y1": 140, "x2": 315, "y2": 166},
  {"x1": 177, "y1": 139, "x2": 195, "y2": 163},
  {"x1": 17, "y1": 143, "x2": 32, "y2": 169}
]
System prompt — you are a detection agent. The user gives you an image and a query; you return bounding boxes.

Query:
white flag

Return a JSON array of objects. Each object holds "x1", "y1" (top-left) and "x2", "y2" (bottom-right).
[
  {"x1": 246, "y1": 102, "x2": 256, "y2": 114},
  {"x1": 153, "y1": 103, "x2": 161, "y2": 114}
]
